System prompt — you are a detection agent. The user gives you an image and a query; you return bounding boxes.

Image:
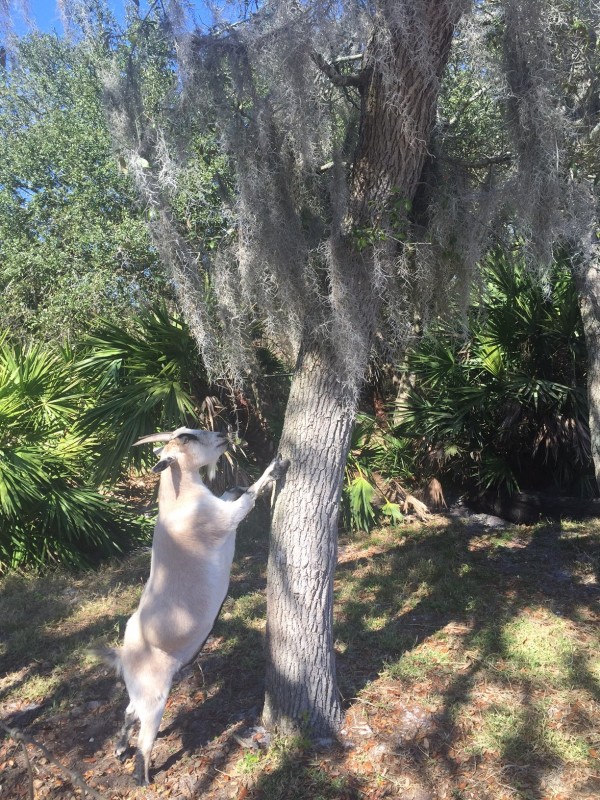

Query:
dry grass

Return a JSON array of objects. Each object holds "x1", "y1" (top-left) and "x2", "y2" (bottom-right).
[{"x1": 1, "y1": 515, "x2": 599, "y2": 800}]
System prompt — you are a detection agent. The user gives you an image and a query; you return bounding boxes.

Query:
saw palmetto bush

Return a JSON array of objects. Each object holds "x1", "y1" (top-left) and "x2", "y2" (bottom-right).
[
  {"x1": 342, "y1": 414, "x2": 414, "y2": 532},
  {"x1": 77, "y1": 304, "x2": 263, "y2": 490},
  {"x1": 77, "y1": 305, "x2": 212, "y2": 483},
  {"x1": 399, "y1": 250, "x2": 592, "y2": 498},
  {"x1": 0, "y1": 338, "x2": 135, "y2": 571}
]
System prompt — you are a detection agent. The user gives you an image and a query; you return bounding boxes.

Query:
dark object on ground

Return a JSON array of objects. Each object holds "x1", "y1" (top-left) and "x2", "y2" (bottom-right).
[{"x1": 471, "y1": 490, "x2": 600, "y2": 524}]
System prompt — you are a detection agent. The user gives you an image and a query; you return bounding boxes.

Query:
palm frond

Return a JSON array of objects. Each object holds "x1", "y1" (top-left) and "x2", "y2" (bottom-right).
[
  {"x1": 0, "y1": 336, "x2": 141, "y2": 572},
  {"x1": 399, "y1": 249, "x2": 592, "y2": 496}
]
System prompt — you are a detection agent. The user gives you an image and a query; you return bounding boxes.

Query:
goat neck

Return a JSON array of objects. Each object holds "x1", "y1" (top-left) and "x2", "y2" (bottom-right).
[{"x1": 157, "y1": 461, "x2": 208, "y2": 506}]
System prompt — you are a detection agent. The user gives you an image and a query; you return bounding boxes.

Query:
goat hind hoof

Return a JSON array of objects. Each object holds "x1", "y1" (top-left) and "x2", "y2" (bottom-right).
[{"x1": 115, "y1": 746, "x2": 129, "y2": 763}]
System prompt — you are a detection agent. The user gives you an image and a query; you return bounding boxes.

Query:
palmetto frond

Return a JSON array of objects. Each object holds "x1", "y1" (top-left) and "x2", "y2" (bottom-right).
[
  {"x1": 398, "y1": 250, "x2": 591, "y2": 497},
  {"x1": 0, "y1": 338, "x2": 135, "y2": 571},
  {"x1": 78, "y1": 305, "x2": 210, "y2": 482}
]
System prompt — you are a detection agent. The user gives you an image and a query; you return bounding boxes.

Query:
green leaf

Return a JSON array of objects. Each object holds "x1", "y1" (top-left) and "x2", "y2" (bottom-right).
[
  {"x1": 380, "y1": 501, "x2": 404, "y2": 524},
  {"x1": 346, "y1": 475, "x2": 377, "y2": 532}
]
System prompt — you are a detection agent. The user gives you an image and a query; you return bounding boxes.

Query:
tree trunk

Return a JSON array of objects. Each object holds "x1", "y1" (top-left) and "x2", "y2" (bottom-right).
[
  {"x1": 262, "y1": 0, "x2": 463, "y2": 736},
  {"x1": 350, "y1": 3, "x2": 460, "y2": 227},
  {"x1": 574, "y1": 262, "x2": 600, "y2": 491},
  {"x1": 262, "y1": 343, "x2": 353, "y2": 735}
]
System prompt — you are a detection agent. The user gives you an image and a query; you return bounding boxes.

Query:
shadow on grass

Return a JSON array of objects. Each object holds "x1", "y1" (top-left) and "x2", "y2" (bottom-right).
[
  {"x1": 152, "y1": 516, "x2": 598, "y2": 799},
  {"x1": 0, "y1": 549, "x2": 151, "y2": 755},
  {"x1": 1, "y1": 513, "x2": 599, "y2": 800},
  {"x1": 250, "y1": 747, "x2": 361, "y2": 800},
  {"x1": 332, "y1": 519, "x2": 599, "y2": 799}
]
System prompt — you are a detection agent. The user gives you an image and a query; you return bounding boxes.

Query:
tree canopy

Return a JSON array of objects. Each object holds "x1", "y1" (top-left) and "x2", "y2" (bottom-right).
[
  {"x1": 1, "y1": 0, "x2": 599, "y2": 736},
  {"x1": 0, "y1": 31, "x2": 167, "y2": 341}
]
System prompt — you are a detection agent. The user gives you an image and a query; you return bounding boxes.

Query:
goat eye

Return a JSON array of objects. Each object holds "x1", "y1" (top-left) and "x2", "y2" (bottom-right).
[{"x1": 178, "y1": 434, "x2": 198, "y2": 444}]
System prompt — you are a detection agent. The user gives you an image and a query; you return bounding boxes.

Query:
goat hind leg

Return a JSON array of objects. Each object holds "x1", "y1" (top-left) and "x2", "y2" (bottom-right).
[{"x1": 134, "y1": 695, "x2": 168, "y2": 786}]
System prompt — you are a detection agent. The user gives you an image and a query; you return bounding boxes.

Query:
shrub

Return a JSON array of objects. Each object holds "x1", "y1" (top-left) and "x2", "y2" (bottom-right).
[
  {"x1": 76, "y1": 305, "x2": 208, "y2": 482},
  {"x1": 342, "y1": 414, "x2": 414, "y2": 532},
  {"x1": 0, "y1": 337, "x2": 136, "y2": 571},
  {"x1": 398, "y1": 249, "x2": 592, "y2": 497}
]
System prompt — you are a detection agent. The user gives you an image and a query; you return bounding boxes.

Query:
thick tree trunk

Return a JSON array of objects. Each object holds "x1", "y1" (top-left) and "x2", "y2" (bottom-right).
[
  {"x1": 574, "y1": 262, "x2": 600, "y2": 490},
  {"x1": 262, "y1": 343, "x2": 353, "y2": 735},
  {"x1": 262, "y1": 0, "x2": 463, "y2": 737},
  {"x1": 350, "y1": 3, "x2": 460, "y2": 226}
]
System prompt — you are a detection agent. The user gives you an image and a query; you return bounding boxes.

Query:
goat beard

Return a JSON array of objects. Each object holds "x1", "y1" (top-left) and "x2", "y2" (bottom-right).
[{"x1": 206, "y1": 462, "x2": 218, "y2": 481}]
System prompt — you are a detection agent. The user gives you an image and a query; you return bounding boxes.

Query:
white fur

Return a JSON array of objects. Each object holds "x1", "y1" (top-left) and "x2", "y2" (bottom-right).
[{"x1": 104, "y1": 428, "x2": 287, "y2": 785}]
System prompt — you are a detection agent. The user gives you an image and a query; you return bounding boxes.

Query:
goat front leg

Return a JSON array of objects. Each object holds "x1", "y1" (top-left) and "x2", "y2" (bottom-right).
[
  {"x1": 115, "y1": 705, "x2": 136, "y2": 761},
  {"x1": 249, "y1": 455, "x2": 290, "y2": 497},
  {"x1": 227, "y1": 456, "x2": 290, "y2": 525}
]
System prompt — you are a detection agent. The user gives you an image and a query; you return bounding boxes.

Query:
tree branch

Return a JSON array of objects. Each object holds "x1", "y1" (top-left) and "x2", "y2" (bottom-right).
[
  {"x1": 333, "y1": 53, "x2": 364, "y2": 65},
  {"x1": 21, "y1": 738, "x2": 34, "y2": 800},
  {"x1": 440, "y1": 153, "x2": 513, "y2": 169},
  {"x1": 0, "y1": 719, "x2": 108, "y2": 800},
  {"x1": 447, "y1": 87, "x2": 487, "y2": 127},
  {"x1": 311, "y1": 50, "x2": 364, "y2": 88}
]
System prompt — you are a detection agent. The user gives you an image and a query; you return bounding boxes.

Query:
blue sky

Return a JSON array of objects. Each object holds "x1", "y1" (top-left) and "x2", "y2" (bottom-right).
[
  {"x1": 12, "y1": 1, "x2": 114, "y2": 35},
  {"x1": 7, "y1": 1, "x2": 56, "y2": 34},
  {"x1": 11, "y1": 1, "x2": 217, "y2": 36}
]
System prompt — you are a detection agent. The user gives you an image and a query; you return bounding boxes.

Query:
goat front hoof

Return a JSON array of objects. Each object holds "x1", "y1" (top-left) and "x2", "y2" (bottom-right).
[
  {"x1": 134, "y1": 750, "x2": 150, "y2": 786},
  {"x1": 270, "y1": 456, "x2": 290, "y2": 480}
]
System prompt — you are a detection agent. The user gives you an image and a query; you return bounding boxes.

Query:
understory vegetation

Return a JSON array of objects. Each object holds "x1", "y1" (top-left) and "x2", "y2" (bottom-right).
[
  {"x1": 0, "y1": 246, "x2": 594, "y2": 570},
  {"x1": 344, "y1": 249, "x2": 593, "y2": 530},
  {"x1": 0, "y1": 308, "x2": 223, "y2": 571},
  {"x1": 398, "y1": 249, "x2": 592, "y2": 498},
  {"x1": 1, "y1": 516, "x2": 598, "y2": 799},
  {"x1": 0, "y1": 336, "x2": 138, "y2": 570}
]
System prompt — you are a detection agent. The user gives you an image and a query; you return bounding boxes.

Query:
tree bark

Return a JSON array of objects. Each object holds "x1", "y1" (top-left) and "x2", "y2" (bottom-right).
[
  {"x1": 350, "y1": 2, "x2": 459, "y2": 226},
  {"x1": 262, "y1": 0, "x2": 463, "y2": 737},
  {"x1": 262, "y1": 343, "x2": 353, "y2": 735},
  {"x1": 573, "y1": 261, "x2": 600, "y2": 491}
]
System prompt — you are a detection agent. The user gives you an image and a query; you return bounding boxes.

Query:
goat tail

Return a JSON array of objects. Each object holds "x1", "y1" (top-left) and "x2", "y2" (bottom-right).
[{"x1": 88, "y1": 645, "x2": 124, "y2": 677}]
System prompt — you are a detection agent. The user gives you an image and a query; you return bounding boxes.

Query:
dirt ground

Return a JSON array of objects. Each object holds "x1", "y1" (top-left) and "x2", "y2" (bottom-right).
[{"x1": 1, "y1": 514, "x2": 599, "y2": 800}]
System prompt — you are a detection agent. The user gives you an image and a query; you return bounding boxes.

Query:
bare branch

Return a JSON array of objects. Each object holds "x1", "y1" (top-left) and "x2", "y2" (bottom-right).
[
  {"x1": 20, "y1": 739, "x2": 34, "y2": 800},
  {"x1": 0, "y1": 720, "x2": 108, "y2": 800},
  {"x1": 333, "y1": 53, "x2": 364, "y2": 65},
  {"x1": 311, "y1": 50, "x2": 364, "y2": 88}
]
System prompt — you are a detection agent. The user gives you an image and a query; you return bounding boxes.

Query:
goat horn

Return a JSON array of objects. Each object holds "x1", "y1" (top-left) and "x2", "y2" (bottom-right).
[{"x1": 133, "y1": 432, "x2": 174, "y2": 446}]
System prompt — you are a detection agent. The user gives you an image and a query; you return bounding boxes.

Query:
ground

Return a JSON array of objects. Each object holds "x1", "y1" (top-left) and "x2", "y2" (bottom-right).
[{"x1": 1, "y1": 511, "x2": 599, "y2": 800}]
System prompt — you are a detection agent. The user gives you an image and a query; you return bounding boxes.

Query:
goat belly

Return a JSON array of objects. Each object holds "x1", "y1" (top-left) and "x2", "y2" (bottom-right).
[{"x1": 136, "y1": 513, "x2": 238, "y2": 662}]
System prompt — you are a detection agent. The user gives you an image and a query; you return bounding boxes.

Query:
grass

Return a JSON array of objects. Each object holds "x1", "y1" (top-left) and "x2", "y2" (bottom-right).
[
  {"x1": 477, "y1": 702, "x2": 591, "y2": 764},
  {"x1": 0, "y1": 551, "x2": 149, "y2": 711},
  {"x1": 383, "y1": 641, "x2": 454, "y2": 681},
  {"x1": 1, "y1": 515, "x2": 599, "y2": 800}
]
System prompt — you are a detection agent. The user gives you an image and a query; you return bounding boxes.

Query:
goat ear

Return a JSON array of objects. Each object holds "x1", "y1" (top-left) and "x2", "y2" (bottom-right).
[{"x1": 152, "y1": 455, "x2": 176, "y2": 473}]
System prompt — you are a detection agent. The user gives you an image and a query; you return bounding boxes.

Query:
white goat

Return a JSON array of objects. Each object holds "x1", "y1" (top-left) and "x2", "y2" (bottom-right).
[{"x1": 98, "y1": 426, "x2": 288, "y2": 785}]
